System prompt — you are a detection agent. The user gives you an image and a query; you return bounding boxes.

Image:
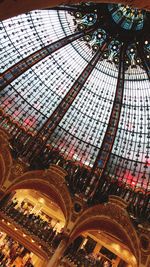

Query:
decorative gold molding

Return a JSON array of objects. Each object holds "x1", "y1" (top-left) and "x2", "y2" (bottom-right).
[
  {"x1": 10, "y1": 160, "x2": 26, "y2": 180},
  {"x1": 0, "y1": 127, "x2": 149, "y2": 266},
  {"x1": 0, "y1": 129, "x2": 13, "y2": 187}
]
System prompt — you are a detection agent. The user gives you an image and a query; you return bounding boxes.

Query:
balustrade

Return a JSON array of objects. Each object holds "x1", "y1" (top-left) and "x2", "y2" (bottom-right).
[
  {"x1": 0, "y1": 231, "x2": 34, "y2": 267},
  {"x1": 0, "y1": 198, "x2": 64, "y2": 254},
  {"x1": 64, "y1": 247, "x2": 112, "y2": 267},
  {"x1": 0, "y1": 112, "x2": 149, "y2": 224}
]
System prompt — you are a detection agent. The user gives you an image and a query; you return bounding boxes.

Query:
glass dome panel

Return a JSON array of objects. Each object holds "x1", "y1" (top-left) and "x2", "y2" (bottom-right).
[
  {"x1": 0, "y1": 5, "x2": 150, "y2": 195},
  {"x1": 0, "y1": 10, "x2": 75, "y2": 72}
]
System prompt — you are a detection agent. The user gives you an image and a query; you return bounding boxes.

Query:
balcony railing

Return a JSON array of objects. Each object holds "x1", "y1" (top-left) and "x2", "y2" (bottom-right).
[{"x1": 0, "y1": 110, "x2": 149, "y2": 225}]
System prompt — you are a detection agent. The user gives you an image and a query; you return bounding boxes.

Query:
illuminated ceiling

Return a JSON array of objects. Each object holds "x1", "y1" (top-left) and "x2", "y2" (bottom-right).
[{"x1": 0, "y1": 3, "x2": 150, "y2": 192}]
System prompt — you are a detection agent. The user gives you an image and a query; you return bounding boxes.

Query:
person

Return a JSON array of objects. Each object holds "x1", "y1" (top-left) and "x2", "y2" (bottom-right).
[
  {"x1": 24, "y1": 257, "x2": 34, "y2": 267},
  {"x1": 9, "y1": 242, "x2": 19, "y2": 264},
  {"x1": 103, "y1": 260, "x2": 111, "y2": 267}
]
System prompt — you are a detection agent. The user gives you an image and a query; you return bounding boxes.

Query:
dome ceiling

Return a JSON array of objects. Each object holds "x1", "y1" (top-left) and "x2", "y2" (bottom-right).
[
  {"x1": 108, "y1": 4, "x2": 146, "y2": 31},
  {"x1": 0, "y1": 3, "x2": 150, "y2": 192}
]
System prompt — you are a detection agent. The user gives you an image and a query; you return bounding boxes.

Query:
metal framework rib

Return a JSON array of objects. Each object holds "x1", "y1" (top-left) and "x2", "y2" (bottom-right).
[
  {"x1": 0, "y1": 28, "x2": 94, "y2": 91},
  {"x1": 40, "y1": 45, "x2": 106, "y2": 137},
  {"x1": 49, "y1": 4, "x2": 98, "y2": 12},
  {"x1": 25, "y1": 43, "x2": 107, "y2": 159},
  {"x1": 49, "y1": 5, "x2": 82, "y2": 12},
  {"x1": 92, "y1": 43, "x2": 126, "y2": 177}
]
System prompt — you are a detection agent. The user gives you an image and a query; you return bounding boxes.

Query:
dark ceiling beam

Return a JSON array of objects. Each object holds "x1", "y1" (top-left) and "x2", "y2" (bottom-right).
[
  {"x1": 92, "y1": 43, "x2": 126, "y2": 177},
  {"x1": 48, "y1": 5, "x2": 83, "y2": 12},
  {"x1": 48, "y1": 4, "x2": 98, "y2": 13},
  {"x1": 0, "y1": 0, "x2": 150, "y2": 21},
  {"x1": 38, "y1": 45, "x2": 106, "y2": 137},
  {"x1": 0, "y1": 27, "x2": 94, "y2": 91}
]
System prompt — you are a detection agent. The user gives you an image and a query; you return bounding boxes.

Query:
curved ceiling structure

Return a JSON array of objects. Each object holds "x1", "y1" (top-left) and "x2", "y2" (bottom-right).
[
  {"x1": 0, "y1": 0, "x2": 150, "y2": 21},
  {"x1": 0, "y1": 3, "x2": 150, "y2": 200}
]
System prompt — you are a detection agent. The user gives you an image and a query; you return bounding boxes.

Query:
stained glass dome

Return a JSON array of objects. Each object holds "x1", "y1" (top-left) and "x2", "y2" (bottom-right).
[
  {"x1": 0, "y1": 3, "x2": 150, "y2": 201},
  {"x1": 108, "y1": 4, "x2": 146, "y2": 31}
]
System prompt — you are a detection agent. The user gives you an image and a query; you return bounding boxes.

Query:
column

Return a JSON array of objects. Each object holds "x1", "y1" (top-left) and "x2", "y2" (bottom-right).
[
  {"x1": 93, "y1": 242, "x2": 102, "y2": 255},
  {"x1": 46, "y1": 238, "x2": 68, "y2": 267},
  {"x1": 0, "y1": 27, "x2": 94, "y2": 91}
]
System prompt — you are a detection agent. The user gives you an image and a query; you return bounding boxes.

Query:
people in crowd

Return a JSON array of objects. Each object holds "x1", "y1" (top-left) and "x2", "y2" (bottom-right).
[
  {"x1": 0, "y1": 198, "x2": 63, "y2": 251},
  {"x1": 0, "y1": 113, "x2": 149, "y2": 224},
  {"x1": 0, "y1": 232, "x2": 34, "y2": 267},
  {"x1": 64, "y1": 237, "x2": 112, "y2": 267}
]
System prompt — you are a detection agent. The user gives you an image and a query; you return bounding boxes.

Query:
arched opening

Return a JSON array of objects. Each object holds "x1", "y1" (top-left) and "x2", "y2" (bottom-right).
[
  {"x1": 65, "y1": 202, "x2": 139, "y2": 267},
  {"x1": 63, "y1": 226, "x2": 137, "y2": 267},
  {"x1": 0, "y1": 188, "x2": 67, "y2": 266},
  {"x1": 7, "y1": 189, "x2": 65, "y2": 228},
  {"x1": 4, "y1": 167, "x2": 73, "y2": 226},
  {"x1": 6, "y1": 179, "x2": 67, "y2": 222}
]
